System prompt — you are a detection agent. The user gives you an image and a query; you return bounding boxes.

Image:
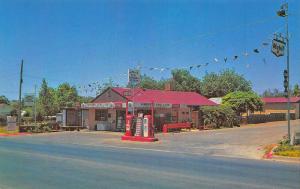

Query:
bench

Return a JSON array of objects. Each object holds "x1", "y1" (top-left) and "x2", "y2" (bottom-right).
[{"x1": 162, "y1": 122, "x2": 191, "y2": 133}]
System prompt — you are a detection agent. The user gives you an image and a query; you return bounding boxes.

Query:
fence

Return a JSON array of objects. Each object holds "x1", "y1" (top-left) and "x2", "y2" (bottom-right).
[{"x1": 242, "y1": 113, "x2": 296, "y2": 124}]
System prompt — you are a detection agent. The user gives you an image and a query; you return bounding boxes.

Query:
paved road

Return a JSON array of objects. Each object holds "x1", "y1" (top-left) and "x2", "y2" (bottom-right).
[
  {"x1": 0, "y1": 138, "x2": 299, "y2": 189},
  {"x1": 8, "y1": 120, "x2": 299, "y2": 159}
]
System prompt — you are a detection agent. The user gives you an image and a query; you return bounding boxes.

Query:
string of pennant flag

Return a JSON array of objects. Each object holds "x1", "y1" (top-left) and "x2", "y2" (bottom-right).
[{"x1": 77, "y1": 26, "x2": 284, "y2": 95}]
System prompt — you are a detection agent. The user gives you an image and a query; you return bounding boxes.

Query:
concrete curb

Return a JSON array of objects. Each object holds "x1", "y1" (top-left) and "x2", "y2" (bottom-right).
[
  {"x1": 264, "y1": 145, "x2": 300, "y2": 163},
  {"x1": 0, "y1": 133, "x2": 31, "y2": 137}
]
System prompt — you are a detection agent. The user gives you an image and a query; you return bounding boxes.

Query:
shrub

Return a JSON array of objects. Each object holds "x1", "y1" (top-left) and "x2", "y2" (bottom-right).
[{"x1": 201, "y1": 105, "x2": 239, "y2": 129}]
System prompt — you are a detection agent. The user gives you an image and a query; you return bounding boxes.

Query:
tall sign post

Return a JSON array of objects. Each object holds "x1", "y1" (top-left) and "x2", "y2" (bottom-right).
[
  {"x1": 275, "y1": 3, "x2": 291, "y2": 141},
  {"x1": 128, "y1": 68, "x2": 141, "y2": 116}
]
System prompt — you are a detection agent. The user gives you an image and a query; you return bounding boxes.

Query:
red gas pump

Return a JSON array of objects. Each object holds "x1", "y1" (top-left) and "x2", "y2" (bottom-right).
[
  {"x1": 122, "y1": 113, "x2": 158, "y2": 142},
  {"x1": 125, "y1": 115, "x2": 134, "y2": 136}
]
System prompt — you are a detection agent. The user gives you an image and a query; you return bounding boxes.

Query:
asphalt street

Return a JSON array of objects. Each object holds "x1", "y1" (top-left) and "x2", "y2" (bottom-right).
[{"x1": 0, "y1": 137, "x2": 299, "y2": 189}]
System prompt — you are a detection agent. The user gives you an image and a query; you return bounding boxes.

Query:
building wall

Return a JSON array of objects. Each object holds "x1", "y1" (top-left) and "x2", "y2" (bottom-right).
[
  {"x1": 88, "y1": 109, "x2": 95, "y2": 130},
  {"x1": 108, "y1": 109, "x2": 117, "y2": 131},
  {"x1": 177, "y1": 107, "x2": 191, "y2": 122},
  {"x1": 263, "y1": 102, "x2": 299, "y2": 119},
  {"x1": 93, "y1": 88, "x2": 126, "y2": 103}
]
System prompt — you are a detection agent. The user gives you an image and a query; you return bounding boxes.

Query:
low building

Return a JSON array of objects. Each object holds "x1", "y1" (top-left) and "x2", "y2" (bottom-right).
[
  {"x1": 81, "y1": 87, "x2": 217, "y2": 131},
  {"x1": 262, "y1": 97, "x2": 300, "y2": 119}
]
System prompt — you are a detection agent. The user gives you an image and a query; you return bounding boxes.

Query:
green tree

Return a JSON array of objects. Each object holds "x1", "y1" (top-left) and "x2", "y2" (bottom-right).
[
  {"x1": 38, "y1": 79, "x2": 58, "y2": 116},
  {"x1": 262, "y1": 88, "x2": 285, "y2": 97},
  {"x1": 293, "y1": 84, "x2": 300, "y2": 97},
  {"x1": 139, "y1": 75, "x2": 165, "y2": 90},
  {"x1": 96, "y1": 78, "x2": 119, "y2": 95},
  {"x1": 0, "y1": 95, "x2": 9, "y2": 104},
  {"x1": 56, "y1": 83, "x2": 79, "y2": 108},
  {"x1": 201, "y1": 105, "x2": 239, "y2": 129},
  {"x1": 78, "y1": 96, "x2": 94, "y2": 103},
  {"x1": 171, "y1": 69, "x2": 202, "y2": 93},
  {"x1": 222, "y1": 91, "x2": 264, "y2": 116},
  {"x1": 201, "y1": 70, "x2": 252, "y2": 98}
]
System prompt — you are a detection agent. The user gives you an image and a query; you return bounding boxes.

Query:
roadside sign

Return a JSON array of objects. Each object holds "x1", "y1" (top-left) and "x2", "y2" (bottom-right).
[
  {"x1": 128, "y1": 69, "x2": 141, "y2": 87},
  {"x1": 272, "y1": 34, "x2": 285, "y2": 57},
  {"x1": 23, "y1": 93, "x2": 35, "y2": 107},
  {"x1": 6, "y1": 116, "x2": 17, "y2": 131}
]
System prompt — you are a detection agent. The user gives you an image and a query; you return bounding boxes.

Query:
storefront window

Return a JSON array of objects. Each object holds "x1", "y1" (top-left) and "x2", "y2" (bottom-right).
[{"x1": 95, "y1": 109, "x2": 108, "y2": 121}]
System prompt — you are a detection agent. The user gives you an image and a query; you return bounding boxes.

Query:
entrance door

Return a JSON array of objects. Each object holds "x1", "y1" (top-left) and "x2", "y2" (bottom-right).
[{"x1": 116, "y1": 110, "x2": 126, "y2": 131}]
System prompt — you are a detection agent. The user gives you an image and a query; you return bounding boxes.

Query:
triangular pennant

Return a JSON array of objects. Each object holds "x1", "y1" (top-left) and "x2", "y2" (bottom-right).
[
  {"x1": 197, "y1": 65, "x2": 201, "y2": 68},
  {"x1": 253, "y1": 49, "x2": 259, "y2": 53},
  {"x1": 234, "y1": 56, "x2": 238, "y2": 60},
  {"x1": 243, "y1": 52, "x2": 249, "y2": 57},
  {"x1": 262, "y1": 42, "x2": 269, "y2": 46}
]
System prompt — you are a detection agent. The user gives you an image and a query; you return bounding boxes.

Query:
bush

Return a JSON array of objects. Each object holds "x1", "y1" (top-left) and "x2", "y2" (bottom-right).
[{"x1": 201, "y1": 105, "x2": 239, "y2": 129}]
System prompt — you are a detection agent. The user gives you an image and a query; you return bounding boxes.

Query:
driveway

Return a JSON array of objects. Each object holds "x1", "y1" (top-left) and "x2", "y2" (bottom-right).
[{"x1": 8, "y1": 119, "x2": 300, "y2": 160}]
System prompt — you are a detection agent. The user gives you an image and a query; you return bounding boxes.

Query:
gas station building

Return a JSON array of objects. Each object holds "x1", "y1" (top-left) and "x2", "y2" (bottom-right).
[{"x1": 80, "y1": 87, "x2": 216, "y2": 132}]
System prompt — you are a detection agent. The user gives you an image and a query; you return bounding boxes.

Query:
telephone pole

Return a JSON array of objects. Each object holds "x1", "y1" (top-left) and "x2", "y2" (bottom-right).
[
  {"x1": 277, "y1": 3, "x2": 291, "y2": 141},
  {"x1": 18, "y1": 60, "x2": 24, "y2": 127},
  {"x1": 34, "y1": 84, "x2": 37, "y2": 125}
]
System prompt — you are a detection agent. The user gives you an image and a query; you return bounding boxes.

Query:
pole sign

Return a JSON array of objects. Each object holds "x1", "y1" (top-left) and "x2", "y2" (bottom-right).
[
  {"x1": 6, "y1": 116, "x2": 17, "y2": 131},
  {"x1": 272, "y1": 34, "x2": 285, "y2": 57},
  {"x1": 128, "y1": 69, "x2": 141, "y2": 87},
  {"x1": 23, "y1": 93, "x2": 35, "y2": 107}
]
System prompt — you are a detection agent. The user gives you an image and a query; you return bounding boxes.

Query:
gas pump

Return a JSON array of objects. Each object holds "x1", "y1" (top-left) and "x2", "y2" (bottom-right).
[
  {"x1": 122, "y1": 113, "x2": 158, "y2": 142},
  {"x1": 125, "y1": 115, "x2": 134, "y2": 136},
  {"x1": 143, "y1": 115, "x2": 154, "y2": 138}
]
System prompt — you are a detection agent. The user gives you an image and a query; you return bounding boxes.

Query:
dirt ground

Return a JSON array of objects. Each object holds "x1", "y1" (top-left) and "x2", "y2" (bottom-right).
[{"x1": 8, "y1": 119, "x2": 300, "y2": 160}]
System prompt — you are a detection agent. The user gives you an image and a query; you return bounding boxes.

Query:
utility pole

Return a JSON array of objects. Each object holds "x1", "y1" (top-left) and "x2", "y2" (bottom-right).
[
  {"x1": 277, "y1": 3, "x2": 291, "y2": 141},
  {"x1": 34, "y1": 84, "x2": 37, "y2": 125},
  {"x1": 18, "y1": 60, "x2": 24, "y2": 127},
  {"x1": 286, "y1": 4, "x2": 291, "y2": 142}
]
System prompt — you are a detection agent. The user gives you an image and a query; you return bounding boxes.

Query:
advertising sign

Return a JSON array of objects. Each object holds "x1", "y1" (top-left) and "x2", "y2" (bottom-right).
[
  {"x1": 81, "y1": 102, "x2": 115, "y2": 109},
  {"x1": 272, "y1": 35, "x2": 285, "y2": 57},
  {"x1": 23, "y1": 94, "x2": 35, "y2": 107},
  {"x1": 6, "y1": 116, "x2": 17, "y2": 131},
  {"x1": 128, "y1": 69, "x2": 141, "y2": 87}
]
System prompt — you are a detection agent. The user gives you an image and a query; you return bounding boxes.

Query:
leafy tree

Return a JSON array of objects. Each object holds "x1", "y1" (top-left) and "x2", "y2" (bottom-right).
[
  {"x1": 262, "y1": 88, "x2": 285, "y2": 97},
  {"x1": 201, "y1": 105, "x2": 239, "y2": 129},
  {"x1": 201, "y1": 69, "x2": 252, "y2": 98},
  {"x1": 0, "y1": 95, "x2": 9, "y2": 104},
  {"x1": 139, "y1": 75, "x2": 165, "y2": 90},
  {"x1": 96, "y1": 78, "x2": 119, "y2": 95},
  {"x1": 38, "y1": 79, "x2": 58, "y2": 116},
  {"x1": 56, "y1": 83, "x2": 79, "y2": 108},
  {"x1": 222, "y1": 91, "x2": 264, "y2": 116},
  {"x1": 293, "y1": 84, "x2": 300, "y2": 97},
  {"x1": 78, "y1": 96, "x2": 94, "y2": 103},
  {"x1": 171, "y1": 69, "x2": 202, "y2": 93}
]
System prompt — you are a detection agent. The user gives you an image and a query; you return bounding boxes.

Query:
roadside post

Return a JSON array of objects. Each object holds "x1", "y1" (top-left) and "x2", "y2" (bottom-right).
[{"x1": 274, "y1": 3, "x2": 291, "y2": 141}]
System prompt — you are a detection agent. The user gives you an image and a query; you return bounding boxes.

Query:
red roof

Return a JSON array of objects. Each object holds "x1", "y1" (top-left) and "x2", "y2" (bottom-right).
[
  {"x1": 112, "y1": 87, "x2": 216, "y2": 106},
  {"x1": 262, "y1": 97, "x2": 300, "y2": 103}
]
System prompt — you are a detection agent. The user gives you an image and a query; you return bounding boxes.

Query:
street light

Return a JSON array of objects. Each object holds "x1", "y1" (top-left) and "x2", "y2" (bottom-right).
[{"x1": 277, "y1": 3, "x2": 291, "y2": 141}]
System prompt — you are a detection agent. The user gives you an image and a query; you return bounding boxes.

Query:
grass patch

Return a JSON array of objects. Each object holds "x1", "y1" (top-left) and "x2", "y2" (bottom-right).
[
  {"x1": 0, "y1": 127, "x2": 19, "y2": 134},
  {"x1": 273, "y1": 138, "x2": 300, "y2": 158}
]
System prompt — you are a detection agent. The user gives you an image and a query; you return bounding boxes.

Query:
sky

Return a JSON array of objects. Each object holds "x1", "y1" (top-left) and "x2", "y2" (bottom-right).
[{"x1": 0, "y1": 0, "x2": 299, "y2": 100}]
